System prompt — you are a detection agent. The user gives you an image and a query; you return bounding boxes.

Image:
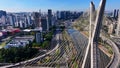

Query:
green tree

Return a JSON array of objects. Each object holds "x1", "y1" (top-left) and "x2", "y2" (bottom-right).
[
  {"x1": 42, "y1": 41, "x2": 50, "y2": 48},
  {"x1": 0, "y1": 46, "x2": 38, "y2": 63}
]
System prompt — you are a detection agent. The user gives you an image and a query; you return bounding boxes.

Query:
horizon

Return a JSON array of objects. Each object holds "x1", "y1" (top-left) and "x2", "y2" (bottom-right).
[{"x1": 0, "y1": 0, "x2": 119, "y2": 12}]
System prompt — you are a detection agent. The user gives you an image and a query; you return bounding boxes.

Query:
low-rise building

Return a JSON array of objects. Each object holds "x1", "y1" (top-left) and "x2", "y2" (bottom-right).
[{"x1": 5, "y1": 36, "x2": 34, "y2": 48}]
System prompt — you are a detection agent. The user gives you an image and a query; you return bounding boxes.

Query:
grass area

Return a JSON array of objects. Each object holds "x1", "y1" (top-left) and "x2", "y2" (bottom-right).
[
  {"x1": 73, "y1": 16, "x2": 89, "y2": 32},
  {"x1": 0, "y1": 41, "x2": 6, "y2": 47},
  {"x1": 0, "y1": 36, "x2": 13, "y2": 48},
  {"x1": 55, "y1": 49, "x2": 60, "y2": 56},
  {"x1": 56, "y1": 64, "x2": 60, "y2": 68},
  {"x1": 81, "y1": 31, "x2": 89, "y2": 38},
  {"x1": 73, "y1": 61, "x2": 78, "y2": 68},
  {"x1": 99, "y1": 41, "x2": 113, "y2": 55},
  {"x1": 45, "y1": 56, "x2": 50, "y2": 62},
  {"x1": 105, "y1": 44, "x2": 113, "y2": 54}
]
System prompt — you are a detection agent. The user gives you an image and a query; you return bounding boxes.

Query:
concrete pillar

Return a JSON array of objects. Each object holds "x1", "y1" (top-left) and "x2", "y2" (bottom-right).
[
  {"x1": 92, "y1": 0, "x2": 106, "y2": 42},
  {"x1": 90, "y1": 1, "x2": 96, "y2": 35},
  {"x1": 91, "y1": 2, "x2": 96, "y2": 23},
  {"x1": 82, "y1": 1, "x2": 95, "y2": 68},
  {"x1": 91, "y1": 0, "x2": 106, "y2": 68}
]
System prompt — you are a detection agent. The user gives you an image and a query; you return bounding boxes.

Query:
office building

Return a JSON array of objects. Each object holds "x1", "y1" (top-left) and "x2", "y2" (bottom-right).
[
  {"x1": 35, "y1": 32, "x2": 42, "y2": 43},
  {"x1": 113, "y1": 9, "x2": 116, "y2": 18},
  {"x1": 33, "y1": 12, "x2": 41, "y2": 28},
  {"x1": 116, "y1": 9, "x2": 119, "y2": 18},
  {"x1": 48, "y1": 9, "x2": 52, "y2": 29},
  {"x1": 41, "y1": 16, "x2": 48, "y2": 32},
  {"x1": 0, "y1": 10, "x2": 6, "y2": 17},
  {"x1": 56, "y1": 11, "x2": 61, "y2": 20},
  {"x1": 116, "y1": 12, "x2": 120, "y2": 36},
  {"x1": 8, "y1": 14, "x2": 15, "y2": 27},
  {"x1": 108, "y1": 24, "x2": 114, "y2": 34}
]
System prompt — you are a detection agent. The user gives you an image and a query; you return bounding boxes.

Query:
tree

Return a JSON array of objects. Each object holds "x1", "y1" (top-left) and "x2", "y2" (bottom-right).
[
  {"x1": 45, "y1": 32, "x2": 53, "y2": 41},
  {"x1": 42, "y1": 41, "x2": 50, "y2": 48},
  {"x1": 0, "y1": 46, "x2": 39, "y2": 63}
]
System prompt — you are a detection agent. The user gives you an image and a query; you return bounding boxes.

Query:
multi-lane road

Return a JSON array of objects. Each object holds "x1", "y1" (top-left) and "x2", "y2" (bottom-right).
[
  {"x1": 1, "y1": 20, "x2": 118, "y2": 68},
  {"x1": 67, "y1": 29, "x2": 89, "y2": 68},
  {"x1": 108, "y1": 37, "x2": 120, "y2": 68}
]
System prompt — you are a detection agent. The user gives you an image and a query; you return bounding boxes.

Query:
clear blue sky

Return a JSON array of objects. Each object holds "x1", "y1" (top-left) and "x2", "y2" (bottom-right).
[{"x1": 0, "y1": 0, "x2": 119, "y2": 12}]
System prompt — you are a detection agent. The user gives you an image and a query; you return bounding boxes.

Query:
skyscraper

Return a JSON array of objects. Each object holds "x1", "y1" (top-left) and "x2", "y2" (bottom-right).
[
  {"x1": 39, "y1": 9, "x2": 41, "y2": 17},
  {"x1": 56, "y1": 11, "x2": 61, "y2": 20},
  {"x1": 113, "y1": 9, "x2": 116, "y2": 18},
  {"x1": 26, "y1": 15, "x2": 32, "y2": 27},
  {"x1": 8, "y1": 14, "x2": 15, "y2": 27},
  {"x1": 48, "y1": 9, "x2": 52, "y2": 29},
  {"x1": 36, "y1": 32, "x2": 42, "y2": 43},
  {"x1": 0, "y1": 10, "x2": 7, "y2": 25},
  {"x1": 60, "y1": 11, "x2": 66, "y2": 20},
  {"x1": 116, "y1": 9, "x2": 119, "y2": 18},
  {"x1": 116, "y1": 12, "x2": 120, "y2": 36},
  {"x1": 41, "y1": 16, "x2": 48, "y2": 32},
  {"x1": 33, "y1": 12, "x2": 41, "y2": 28},
  {"x1": 0, "y1": 10, "x2": 6, "y2": 17},
  {"x1": 34, "y1": 28, "x2": 43, "y2": 44}
]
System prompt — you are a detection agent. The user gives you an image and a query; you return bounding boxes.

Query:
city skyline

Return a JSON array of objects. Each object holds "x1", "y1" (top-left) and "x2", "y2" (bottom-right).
[
  {"x1": 0, "y1": 0, "x2": 119, "y2": 12},
  {"x1": 0, "y1": 0, "x2": 120, "y2": 68}
]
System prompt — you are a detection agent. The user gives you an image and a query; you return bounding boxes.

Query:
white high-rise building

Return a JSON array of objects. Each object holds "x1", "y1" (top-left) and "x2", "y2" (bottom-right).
[
  {"x1": 27, "y1": 15, "x2": 31, "y2": 26},
  {"x1": 116, "y1": 13, "x2": 120, "y2": 36},
  {"x1": 1, "y1": 16, "x2": 6, "y2": 24},
  {"x1": 8, "y1": 15, "x2": 14, "y2": 26}
]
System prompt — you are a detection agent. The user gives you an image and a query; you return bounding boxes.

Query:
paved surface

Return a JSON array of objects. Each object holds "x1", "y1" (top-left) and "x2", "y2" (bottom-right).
[
  {"x1": 112, "y1": 37, "x2": 120, "y2": 52},
  {"x1": 101, "y1": 36, "x2": 120, "y2": 68},
  {"x1": 67, "y1": 29, "x2": 88, "y2": 53},
  {"x1": 67, "y1": 29, "x2": 89, "y2": 67}
]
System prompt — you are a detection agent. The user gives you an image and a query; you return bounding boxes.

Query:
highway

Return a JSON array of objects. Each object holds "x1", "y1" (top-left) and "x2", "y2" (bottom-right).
[
  {"x1": 1, "y1": 21, "x2": 117, "y2": 68},
  {"x1": 19, "y1": 31, "x2": 72, "y2": 68},
  {"x1": 112, "y1": 37, "x2": 120, "y2": 52},
  {"x1": 64, "y1": 20, "x2": 112, "y2": 68},
  {"x1": 101, "y1": 36, "x2": 120, "y2": 68},
  {"x1": 0, "y1": 0, "x2": 118, "y2": 67},
  {"x1": 67, "y1": 29, "x2": 89, "y2": 68}
]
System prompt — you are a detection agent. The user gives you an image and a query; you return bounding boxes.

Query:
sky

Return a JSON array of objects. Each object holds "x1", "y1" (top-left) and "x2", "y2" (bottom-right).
[{"x1": 0, "y1": 0, "x2": 119, "y2": 12}]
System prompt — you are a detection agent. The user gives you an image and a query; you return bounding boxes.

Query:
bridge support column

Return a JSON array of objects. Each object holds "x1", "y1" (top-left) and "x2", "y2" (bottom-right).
[{"x1": 91, "y1": 0, "x2": 106, "y2": 68}]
